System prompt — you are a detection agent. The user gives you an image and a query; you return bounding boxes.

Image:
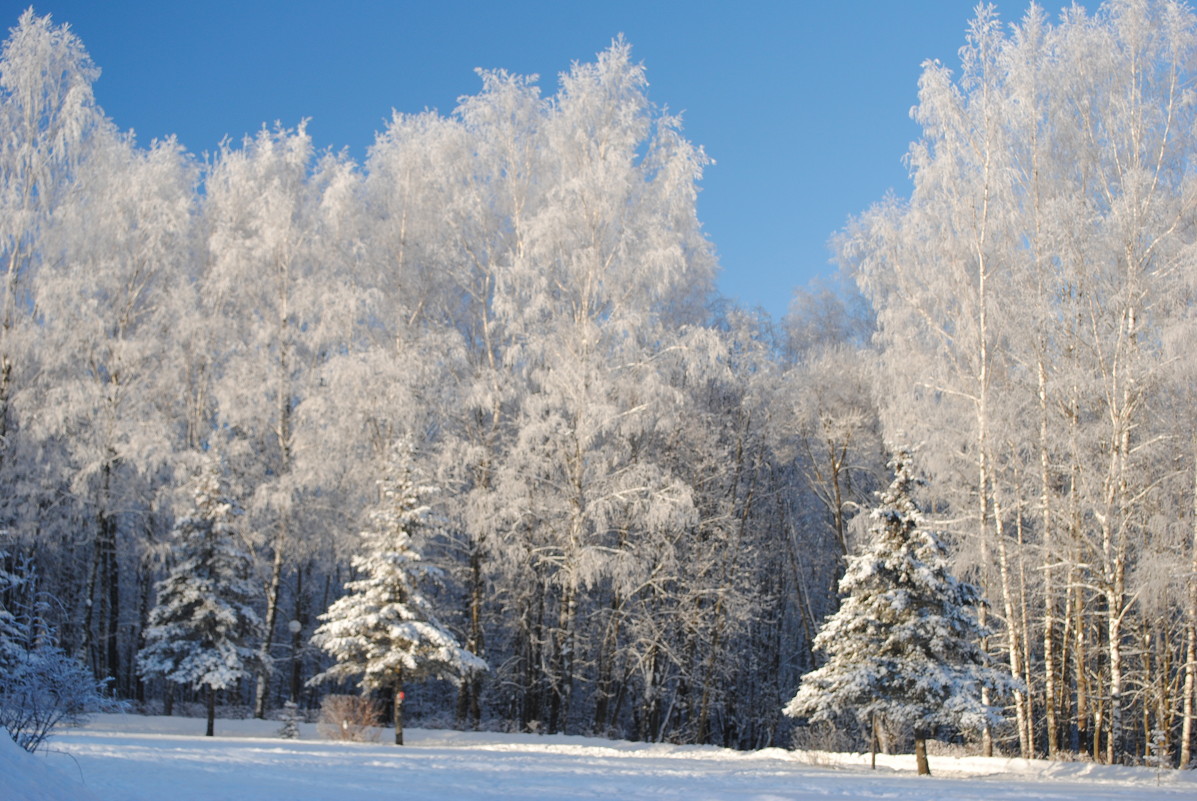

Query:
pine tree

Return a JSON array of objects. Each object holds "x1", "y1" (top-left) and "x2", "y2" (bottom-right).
[
  {"x1": 784, "y1": 452, "x2": 1013, "y2": 775},
  {"x1": 309, "y1": 444, "x2": 486, "y2": 745},
  {"x1": 136, "y1": 460, "x2": 263, "y2": 737},
  {"x1": 0, "y1": 546, "x2": 24, "y2": 674}
]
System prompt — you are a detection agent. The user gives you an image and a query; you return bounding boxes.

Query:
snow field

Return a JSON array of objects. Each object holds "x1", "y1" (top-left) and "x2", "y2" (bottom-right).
[{"x1": 6, "y1": 714, "x2": 1194, "y2": 801}]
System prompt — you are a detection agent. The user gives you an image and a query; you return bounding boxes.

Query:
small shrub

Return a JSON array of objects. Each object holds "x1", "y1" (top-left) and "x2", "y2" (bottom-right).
[
  {"x1": 317, "y1": 694, "x2": 381, "y2": 742},
  {"x1": 0, "y1": 642, "x2": 116, "y2": 752},
  {"x1": 0, "y1": 558, "x2": 117, "y2": 752},
  {"x1": 790, "y1": 720, "x2": 861, "y2": 755},
  {"x1": 277, "y1": 700, "x2": 301, "y2": 740}
]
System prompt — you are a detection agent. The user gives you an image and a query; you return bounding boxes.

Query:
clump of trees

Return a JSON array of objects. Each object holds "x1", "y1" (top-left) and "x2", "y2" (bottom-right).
[
  {"x1": 3, "y1": 0, "x2": 1197, "y2": 767},
  {"x1": 845, "y1": 0, "x2": 1197, "y2": 766},
  {"x1": 0, "y1": 9, "x2": 842, "y2": 750}
]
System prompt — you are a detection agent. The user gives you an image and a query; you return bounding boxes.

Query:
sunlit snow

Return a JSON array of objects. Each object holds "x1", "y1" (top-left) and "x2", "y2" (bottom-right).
[{"x1": 7, "y1": 714, "x2": 1194, "y2": 801}]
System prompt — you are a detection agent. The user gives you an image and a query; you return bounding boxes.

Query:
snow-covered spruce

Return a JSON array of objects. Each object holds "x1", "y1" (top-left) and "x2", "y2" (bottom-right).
[
  {"x1": 308, "y1": 444, "x2": 486, "y2": 744},
  {"x1": 0, "y1": 545, "x2": 26, "y2": 675},
  {"x1": 136, "y1": 460, "x2": 263, "y2": 737},
  {"x1": 784, "y1": 452, "x2": 1016, "y2": 775}
]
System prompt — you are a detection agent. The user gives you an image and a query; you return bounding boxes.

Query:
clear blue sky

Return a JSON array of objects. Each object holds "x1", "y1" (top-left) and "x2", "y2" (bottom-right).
[{"x1": 9, "y1": 0, "x2": 1092, "y2": 321}]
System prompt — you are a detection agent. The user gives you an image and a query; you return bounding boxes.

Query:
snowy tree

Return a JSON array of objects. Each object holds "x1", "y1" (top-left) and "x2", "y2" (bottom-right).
[
  {"x1": 33, "y1": 127, "x2": 197, "y2": 688},
  {"x1": 136, "y1": 460, "x2": 263, "y2": 737},
  {"x1": 0, "y1": 544, "x2": 23, "y2": 672},
  {"x1": 784, "y1": 453, "x2": 1012, "y2": 775},
  {"x1": 309, "y1": 444, "x2": 486, "y2": 745},
  {"x1": 0, "y1": 10, "x2": 101, "y2": 445}
]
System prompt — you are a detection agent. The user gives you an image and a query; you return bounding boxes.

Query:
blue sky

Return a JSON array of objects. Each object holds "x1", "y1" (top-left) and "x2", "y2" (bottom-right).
[{"x1": 10, "y1": 0, "x2": 1091, "y2": 321}]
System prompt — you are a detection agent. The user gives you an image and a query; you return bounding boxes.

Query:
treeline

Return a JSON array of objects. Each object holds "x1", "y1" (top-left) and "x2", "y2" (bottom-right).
[
  {"x1": 847, "y1": 0, "x2": 1197, "y2": 766},
  {"x1": 1, "y1": 0, "x2": 1197, "y2": 767},
  {"x1": 0, "y1": 10, "x2": 872, "y2": 750}
]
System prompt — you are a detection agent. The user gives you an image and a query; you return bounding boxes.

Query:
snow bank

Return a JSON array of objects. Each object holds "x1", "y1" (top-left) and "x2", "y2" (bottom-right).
[{"x1": 0, "y1": 733, "x2": 106, "y2": 801}]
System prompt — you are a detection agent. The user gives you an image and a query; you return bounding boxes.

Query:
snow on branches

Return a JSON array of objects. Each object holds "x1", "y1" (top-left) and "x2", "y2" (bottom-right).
[
  {"x1": 785, "y1": 452, "x2": 1016, "y2": 773},
  {"x1": 136, "y1": 459, "x2": 262, "y2": 735},
  {"x1": 309, "y1": 443, "x2": 486, "y2": 743}
]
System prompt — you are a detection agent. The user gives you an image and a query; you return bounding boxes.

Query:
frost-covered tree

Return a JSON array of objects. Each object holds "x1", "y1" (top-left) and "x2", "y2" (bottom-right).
[
  {"x1": 0, "y1": 10, "x2": 101, "y2": 445},
  {"x1": 0, "y1": 545, "x2": 23, "y2": 672},
  {"x1": 34, "y1": 127, "x2": 197, "y2": 688},
  {"x1": 204, "y1": 123, "x2": 357, "y2": 717},
  {"x1": 309, "y1": 445, "x2": 486, "y2": 745},
  {"x1": 784, "y1": 453, "x2": 1012, "y2": 775},
  {"x1": 136, "y1": 460, "x2": 263, "y2": 737}
]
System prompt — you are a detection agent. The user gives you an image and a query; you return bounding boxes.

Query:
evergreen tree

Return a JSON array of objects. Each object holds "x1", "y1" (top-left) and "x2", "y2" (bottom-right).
[
  {"x1": 784, "y1": 452, "x2": 1012, "y2": 775},
  {"x1": 0, "y1": 545, "x2": 24, "y2": 674},
  {"x1": 136, "y1": 460, "x2": 263, "y2": 737},
  {"x1": 309, "y1": 444, "x2": 486, "y2": 745}
]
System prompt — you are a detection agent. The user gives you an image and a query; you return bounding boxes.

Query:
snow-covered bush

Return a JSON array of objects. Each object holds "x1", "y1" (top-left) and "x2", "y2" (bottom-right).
[
  {"x1": 0, "y1": 644, "x2": 112, "y2": 752},
  {"x1": 0, "y1": 554, "x2": 113, "y2": 752},
  {"x1": 317, "y1": 695, "x2": 381, "y2": 742}
]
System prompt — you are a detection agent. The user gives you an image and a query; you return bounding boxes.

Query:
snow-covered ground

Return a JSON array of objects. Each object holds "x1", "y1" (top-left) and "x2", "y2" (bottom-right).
[{"x1": 7, "y1": 713, "x2": 1196, "y2": 801}]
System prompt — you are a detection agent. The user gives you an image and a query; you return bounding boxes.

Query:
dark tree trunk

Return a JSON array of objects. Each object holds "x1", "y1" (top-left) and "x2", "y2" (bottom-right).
[
  {"x1": 393, "y1": 671, "x2": 405, "y2": 745},
  {"x1": 914, "y1": 735, "x2": 930, "y2": 776},
  {"x1": 870, "y1": 713, "x2": 879, "y2": 770},
  {"x1": 206, "y1": 686, "x2": 216, "y2": 737}
]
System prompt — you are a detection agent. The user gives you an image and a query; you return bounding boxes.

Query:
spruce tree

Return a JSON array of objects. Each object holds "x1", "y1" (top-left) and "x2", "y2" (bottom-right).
[
  {"x1": 309, "y1": 444, "x2": 486, "y2": 745},
  {"x1": 784, "y1": 452, "x2": 1012, "y2": 775},
  {"x1": 137, "y1": 460, "x2": 263, "y2": 737}
]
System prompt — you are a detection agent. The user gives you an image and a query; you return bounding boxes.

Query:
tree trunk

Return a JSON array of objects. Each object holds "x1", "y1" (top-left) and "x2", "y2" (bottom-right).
[
  {"x1": 456, "y1": 540, "x2": 485, "y2": 729},
  {"x1": 870, "y1": 713, "x2": 879, "y2": 770},
  {"x1": 993, "y1": 495, "x2": 1031, "y2": 758},
  {"x1": 1038, "y1": 355, "x2": 1060, "y2": 758},
  {"x1": 1181, "y1": 445, "x2": 1197, "y2": 768},
  {"x1": 253, "y1": 519, "x2": 286, "y2": 718},
  {"x1": 206, "y1": 686, "x2": 216, "y2": 737},
  {"x1": 289, "y1": 566, "x2": 305, "y2": 703},
  {"x1": 914, "y1": 735, "x2": 931, "y2": 776},
  {"x1": 394, "y1": 672, "x2": 405, "y2": 746}
]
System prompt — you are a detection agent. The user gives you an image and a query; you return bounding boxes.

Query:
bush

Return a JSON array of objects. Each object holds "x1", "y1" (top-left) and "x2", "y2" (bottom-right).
[
  {"x1": 790, "y1": 720, "x2": 862, "y2": 756},
  {"x1": 317, "y1": 694, "x2": 382, "y2": 742},
  {"x1": 0, "y1": 557, "x2": 115, "y2": 752},
  {"x1": 0, "y1": 642, "x2": 114, "y2": 752}
]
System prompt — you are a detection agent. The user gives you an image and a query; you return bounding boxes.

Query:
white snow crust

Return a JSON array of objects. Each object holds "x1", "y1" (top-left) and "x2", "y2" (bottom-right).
[
  {"x1": 6, "y1": 713, "x2": 1192, "y2": 800},
  {"x1": 1, "y1": 731, "x2": 105, "y2": 801}
]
